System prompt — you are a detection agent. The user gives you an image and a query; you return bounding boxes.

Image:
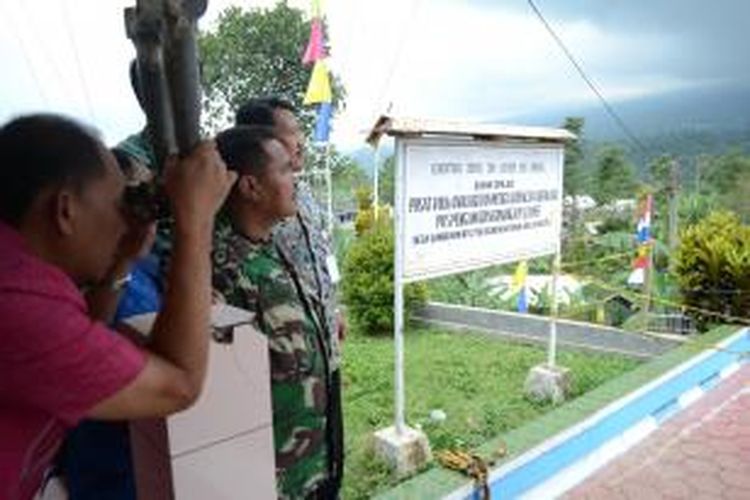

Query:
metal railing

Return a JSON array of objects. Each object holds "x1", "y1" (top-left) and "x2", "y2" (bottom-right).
[{"x1": 647, "y1": 313, "x2": 696, "y2": 336}]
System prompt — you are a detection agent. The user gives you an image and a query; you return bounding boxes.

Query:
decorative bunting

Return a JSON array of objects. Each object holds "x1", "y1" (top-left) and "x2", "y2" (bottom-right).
[
  {"x1": 314, "y1": 101, "x2": 333, "y2": 143},
  {"x1": 304, "y1": 60, "x2": 332, "y2": 105},
  {"x1": 512, "y1": 260, "x2": 529, "y2": 313},
  {"x1": 627, "y1": 194, "x2": 653, "y2": 286},
  {"x1": 303, "y1": 0, "x2": 333, "y2": 144},
  {"x1": 302, "y1": 18, "x2": 326, "y2": 65},
  {"x1": 517, "y1": 286, "x2": 529, "y2": 313}
]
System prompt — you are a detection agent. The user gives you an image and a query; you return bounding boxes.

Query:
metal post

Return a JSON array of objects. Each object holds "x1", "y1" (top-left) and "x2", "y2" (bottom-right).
[
  {"x1": 373, "y1": 143, "x2": 380, "y2": 219},
  {"x1": 644, "y1": 193, "x2": 654, "y2": 315},
  {"x1": 547, "y1": 149, "x2": 566, "y2": 369},
  {"x1": 644, "y1": 249, "x2": 653, "y2": 314},
  {"x1": 547, "y1": 250, "x2": 561, "y2": 368},
  {"x1": 393, "y1": 138, "x2": 406, "y2": 435}
]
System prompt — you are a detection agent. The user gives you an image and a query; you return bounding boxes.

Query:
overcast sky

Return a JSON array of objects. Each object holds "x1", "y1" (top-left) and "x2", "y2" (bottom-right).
[{"x1": 0, "y1": 0, "x2": 747, "y2": 148}]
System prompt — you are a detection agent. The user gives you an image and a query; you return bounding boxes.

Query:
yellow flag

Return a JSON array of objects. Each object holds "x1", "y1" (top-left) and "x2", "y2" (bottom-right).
[
  {"x1": 511, "y1": 260, "x2": 528, "y2": 292},
  {"x1": 304, "y1": 60, "x2": 332, "y2": 105}
]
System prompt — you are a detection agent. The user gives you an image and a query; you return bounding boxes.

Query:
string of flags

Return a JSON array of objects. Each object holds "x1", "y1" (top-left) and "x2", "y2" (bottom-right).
[
  {"x1": 512, "y1": 260, "x2": 529, "y2": 313},
  {"x1": 627, "y1": 193, "x2": 653, "y2": 286},
  {"x1": 302, "y1": 0, "x2": 332, "y2": 144}
]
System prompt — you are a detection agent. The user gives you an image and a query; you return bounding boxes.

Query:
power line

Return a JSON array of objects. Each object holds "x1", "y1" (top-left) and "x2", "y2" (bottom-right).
[
  {"x1": 15, "y1": 0, "x2": 78, "y2": 106},
  {"x1": 60, "y1": 0, "x2": 97, "y2": 122},
  {"x1": 373, "y1": 0, "x2": 423, "y2": 117},
  {"x1": 527, "y1": 0, "x2": 649, "y2": 157},
  {"x1": 0, "y1": 1, "x2": 50, "y2": 107}
]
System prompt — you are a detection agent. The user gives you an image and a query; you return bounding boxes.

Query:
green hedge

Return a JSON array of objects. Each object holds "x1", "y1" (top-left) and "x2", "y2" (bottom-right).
[{"x1": 342, "y1": 218, "x2": 427, "y2": 336}]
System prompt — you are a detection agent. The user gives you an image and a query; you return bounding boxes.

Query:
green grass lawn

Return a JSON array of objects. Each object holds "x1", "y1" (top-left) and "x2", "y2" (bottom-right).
[{"x1": 339, "y1": 327, "x2": 642, "y2": 499}]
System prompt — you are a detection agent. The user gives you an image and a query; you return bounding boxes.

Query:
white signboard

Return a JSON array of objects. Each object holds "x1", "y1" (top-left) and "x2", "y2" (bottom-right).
[{"x1": 399, "y1": 138, "x2": 564, "y2": 282}]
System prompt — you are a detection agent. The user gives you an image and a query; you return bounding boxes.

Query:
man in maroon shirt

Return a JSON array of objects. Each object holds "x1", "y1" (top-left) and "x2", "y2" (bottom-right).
[{"x1": 0, "y1": 114, "x2": 236, "y2": 500}]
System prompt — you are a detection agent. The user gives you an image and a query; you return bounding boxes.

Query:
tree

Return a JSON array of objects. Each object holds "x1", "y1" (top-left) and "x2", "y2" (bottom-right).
[
  {"x1": 702, "y1": 149, "x2": 750, "y2": 197},
  {"x1": 592, "y1": 145, "x2": 637, "y2": 205},
  {"x1": 199, "y1": 2, "x2": 344, "y2": 133},
  {"x1": 649, "y1": 154, "x2": 673, "y2": 193},
  {"x1": 331, "y1": 153, "x2": 368, "y2": 212},
  {"x1": 701, "y1": 150, "x2": 750, "y2": 221},
  {"x1": 300, "y1": 147, "x2": 367, "y2": 215},
  {"x1": 562, "y1": 117, "x2": 586, "y2": 197},
  {"x1": 647, "y1": 154, "x2": 674, "y2": 244},
  {"x1": 377, "y1": 155, "x2": 395, "y2": 206},
  {"x1": 679, "y1": 193, "x2": 718, "y2": 227},
  {"x1": 560, "y1": 117, "x2": 587, "y2": 257}
]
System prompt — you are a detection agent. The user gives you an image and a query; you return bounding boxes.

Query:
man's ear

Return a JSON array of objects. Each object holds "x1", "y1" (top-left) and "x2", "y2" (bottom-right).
[
  {"x1": 237, "y1": 174, "x2": 263, "y2": 202},
  {"x1": 53, "y1": 189, "x2": 78, "y2": 236}
]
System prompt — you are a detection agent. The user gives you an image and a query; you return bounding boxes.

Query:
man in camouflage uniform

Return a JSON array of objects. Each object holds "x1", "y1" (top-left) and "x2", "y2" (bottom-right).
[
  {"x1": 213, "y1": 126, "x2": 337, "y2": 498},
  {"x1": 236, "y1": 98, "x2": 344, "y2": 494}
]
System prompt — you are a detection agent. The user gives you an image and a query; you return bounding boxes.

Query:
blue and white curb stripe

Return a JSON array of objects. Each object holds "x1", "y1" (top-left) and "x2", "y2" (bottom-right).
[{"x1": 443, "y1": 328, "x2": 748, "y2": 500}]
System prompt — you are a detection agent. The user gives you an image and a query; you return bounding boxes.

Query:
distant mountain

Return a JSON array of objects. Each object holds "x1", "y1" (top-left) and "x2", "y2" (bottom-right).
[
  {"x1": 343, "y1": 83, "x2": 750, "y2": 176},
  {"x1": 510, "y1": 83, "x2": 750, "y2": 152}
]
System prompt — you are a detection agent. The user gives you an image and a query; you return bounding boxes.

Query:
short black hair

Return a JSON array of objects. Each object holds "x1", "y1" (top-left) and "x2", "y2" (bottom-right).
[
  {"x1": 215, "y1": 125, "x2": 279, "y2": 178},
  {"x1": 0, "y1": 114, "x2": 105, "y2": 226},
  {"x1": 235, "y1": 97, "x2": 296, "y2": 127}
]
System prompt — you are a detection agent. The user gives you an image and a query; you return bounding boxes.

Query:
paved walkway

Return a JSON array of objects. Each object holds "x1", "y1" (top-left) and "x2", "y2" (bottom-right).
[{"x1": 566, "y1": 363, "x2": 750, "y2": 499}]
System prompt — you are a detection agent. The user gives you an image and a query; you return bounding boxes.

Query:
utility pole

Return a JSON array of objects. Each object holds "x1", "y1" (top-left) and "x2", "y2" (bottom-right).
[
  {"x1": 668, "y1": 159, "x2": 680, "y2": 252},
  {"x1": 695, "y1": 155, "x2": 704, "y2": 193},
  {"x1": 644, "y1": 247, "x2": 653, "y2": 314},
  {"x1": 643, "y1": 193, "x2": 654, "y2": 315},
  {"x1": 373, "y1": 143, "x2": 380, "y2": 220}
]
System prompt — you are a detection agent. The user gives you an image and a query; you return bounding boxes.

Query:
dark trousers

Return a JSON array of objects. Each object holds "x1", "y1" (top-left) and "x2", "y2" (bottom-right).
[{"x1": 312, "y1": 368, "x2": 344, "y2": 500}]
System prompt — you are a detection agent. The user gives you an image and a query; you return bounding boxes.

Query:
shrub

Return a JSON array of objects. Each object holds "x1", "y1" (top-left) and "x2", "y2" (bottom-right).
[
  {"x1": 353, "y1": 186, "x2": 374, "y2": 236},
  {"x1": 426, "y1": 268, "x2": 506, "y2": 310},
  {"x1": 673, "y1": 210, "x2": 750, "y2": 330},
  {"x1": 354, "y1": 208, "x2": 374, "y2": 236},
  {"x1": 342, "y1": 217, "x2": 427, "y2": 336}
]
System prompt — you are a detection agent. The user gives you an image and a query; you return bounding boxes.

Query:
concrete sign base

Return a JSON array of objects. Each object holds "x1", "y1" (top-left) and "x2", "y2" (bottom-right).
[
  {"x1": 374, "y1": 425, "x2": 433, "y2": 478},
  {"x1": 525, "y1": 363, "x2": 571, "y2": 404}
]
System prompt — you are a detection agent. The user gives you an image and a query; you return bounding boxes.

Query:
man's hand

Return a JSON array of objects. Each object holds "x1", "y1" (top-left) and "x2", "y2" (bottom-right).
[
  {"x1": 164, "y1": 141, "x2": 237, "y2": 233},
  {"x1": 86, "y1": 219, "x2": 157, "y2": 322},
  {"x1": 91, "y1": 142, "x2": 237, "y2": 419}
]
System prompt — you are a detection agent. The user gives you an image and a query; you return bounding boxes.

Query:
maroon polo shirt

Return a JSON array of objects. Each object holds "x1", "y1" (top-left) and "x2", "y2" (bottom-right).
[{"x1": 0, "y1": 222, "x2": 146, "y2": 500}]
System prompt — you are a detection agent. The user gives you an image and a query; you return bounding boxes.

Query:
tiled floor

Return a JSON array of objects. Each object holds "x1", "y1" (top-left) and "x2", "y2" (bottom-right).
[{"x1": 566, "y1": 363, "x2": 750, "y2": 499}]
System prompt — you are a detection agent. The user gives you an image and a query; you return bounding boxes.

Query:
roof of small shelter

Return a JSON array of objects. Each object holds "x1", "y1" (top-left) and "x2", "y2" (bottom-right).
[{"x1": 366, "y1": 115, "x2": 577, "y2": 146}]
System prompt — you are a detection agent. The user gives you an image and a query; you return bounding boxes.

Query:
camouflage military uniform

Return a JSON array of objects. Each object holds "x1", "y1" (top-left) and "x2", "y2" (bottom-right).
[
  {"x1": 272, "y1": 179, "x2": 345, "y2": 496},
  {"x1": 212, "y1": 220, "x2": 334, "y2": 499},
  {"x1": 273, "y1": 179, "x2": 341, "y2": 371}
]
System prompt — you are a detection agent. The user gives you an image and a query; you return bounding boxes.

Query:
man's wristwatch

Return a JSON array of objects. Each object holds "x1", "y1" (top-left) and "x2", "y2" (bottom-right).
[{"x1": 110, "y1": 272, "x2": 133, "y2": 292}]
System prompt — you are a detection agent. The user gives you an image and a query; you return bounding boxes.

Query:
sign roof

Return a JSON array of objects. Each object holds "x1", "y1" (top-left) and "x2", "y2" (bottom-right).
[{"x1": 366, "y1": 115, "x2": 576, "y2": 146}]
